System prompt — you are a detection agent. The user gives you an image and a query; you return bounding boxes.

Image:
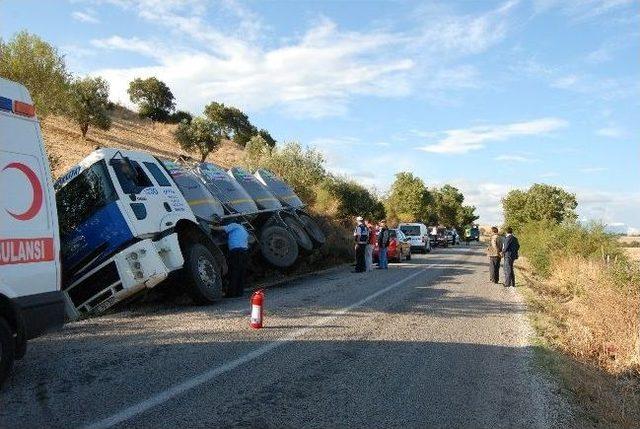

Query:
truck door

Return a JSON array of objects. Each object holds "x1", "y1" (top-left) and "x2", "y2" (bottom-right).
[{"x1": 107, "y1": 154, "x2": 186, "y2": 236}]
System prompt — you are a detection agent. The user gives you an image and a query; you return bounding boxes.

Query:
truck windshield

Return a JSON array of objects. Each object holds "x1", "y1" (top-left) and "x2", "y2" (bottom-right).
[
  {"x1": 400, "y1": 226, "x2": 420, "y2": 236},
  {"x1": 56, "y1": 161, "x2": 117, "y2": 236}
]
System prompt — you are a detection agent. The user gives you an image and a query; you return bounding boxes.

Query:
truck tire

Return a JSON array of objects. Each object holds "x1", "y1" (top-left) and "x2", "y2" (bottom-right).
[
  {"x1": 260, "y1": 225, "x2": 299, "y2": 268},
  {"x1": 281, "y1": 214, "x2": 314, "y2": 252},
  {"x1": 0, "y1": 317, "x2": 15, "y2": 388},
  {"x1": 183, "y1": 242, "x2": 223, "y2": 305},
  {"x1": 297, "y1": 212, "x2": 326, "y2": 247}
]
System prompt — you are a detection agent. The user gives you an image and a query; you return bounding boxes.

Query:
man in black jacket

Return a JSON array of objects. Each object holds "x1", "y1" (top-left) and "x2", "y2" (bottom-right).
[
  {"x1": 353, "y1": 216, "x2": 369, "y2": 273},
  {"x1": 502, "y1": 227, "x2": 520, "y2": 287}
]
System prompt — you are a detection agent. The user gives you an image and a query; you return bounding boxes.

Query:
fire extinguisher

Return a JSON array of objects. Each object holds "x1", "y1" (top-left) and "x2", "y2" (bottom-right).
[{"x1": 250, "y1": 289, "x2": 264, "y2": 329}]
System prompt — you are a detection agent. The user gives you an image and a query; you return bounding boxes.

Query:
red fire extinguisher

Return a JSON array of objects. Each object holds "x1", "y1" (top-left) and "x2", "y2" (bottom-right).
[{"x1": 250, "y1": 289, "x2": 264, "y2": 329}]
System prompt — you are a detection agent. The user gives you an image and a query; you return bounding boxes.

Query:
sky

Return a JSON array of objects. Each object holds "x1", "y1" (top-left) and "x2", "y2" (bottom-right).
[{"x1": 2, "y1": 0, "x2": 638, "y2": 232}]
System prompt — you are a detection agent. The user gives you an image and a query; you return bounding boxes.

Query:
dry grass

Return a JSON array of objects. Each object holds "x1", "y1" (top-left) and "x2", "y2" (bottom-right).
[
  {"x1": 618, "y1": 236, "x2": 640, "y2": 246},
  {"x1": 41, "y1": 107, "x2": 245, "y2": 178},
  {"x1": 519, "y1": 256, "x2": 640, "y2": 428}
]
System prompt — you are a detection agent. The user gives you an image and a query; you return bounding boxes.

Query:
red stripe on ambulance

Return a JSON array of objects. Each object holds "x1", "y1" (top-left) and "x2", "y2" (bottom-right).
[{"x1": 0, "y1": 238, "x2": 54, "y2": 265}]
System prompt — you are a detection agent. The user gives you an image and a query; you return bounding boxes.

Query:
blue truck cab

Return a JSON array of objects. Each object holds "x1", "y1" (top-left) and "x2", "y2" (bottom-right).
[{"x1": 55, "y1": 148, "x2": 226, "y2": 319}]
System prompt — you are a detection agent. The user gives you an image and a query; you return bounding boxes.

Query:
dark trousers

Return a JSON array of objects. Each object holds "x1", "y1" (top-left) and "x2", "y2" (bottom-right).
[
  {"x1": 355, "y1": 243, "x2": 366, "y2": 272},
  {"x1": 503, "y1": 254, "x2": 515, "y2": 287},
  {"x1": 489, "y1": 256, "x2": 501, "y2": 283},
  {"x1": 228, "y1": 248, "x2": 248, "y2": 297}
]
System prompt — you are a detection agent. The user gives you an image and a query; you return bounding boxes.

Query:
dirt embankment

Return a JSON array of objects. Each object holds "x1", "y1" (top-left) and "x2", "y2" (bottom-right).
[{"x1": 41, "y1": 107, "x2": 245, "y2": 178}]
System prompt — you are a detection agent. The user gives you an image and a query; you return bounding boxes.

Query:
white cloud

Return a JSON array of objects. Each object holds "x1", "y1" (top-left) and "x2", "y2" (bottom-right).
[
  {"x1": 494, "y1": 154, "x2": 536, "y2": 162},
  {"x1": 533, "y1": 0, "x2": 634, "y2": 20},
  {"x1": 81, "y1": 0, "x2": 517, "y2": 117},
  {"x1": 597, "y1": 126, "x2": 626, "y2": 138},
  {"x1": 586, "y1": 47, "x2": 612, "y2": 63},
  {"x1": 540, "y1": 172, "x2": 559, "y2": 178},
  {"x1": 72, "y1": 10, "x2": 99, "y2": 24},
  {"x1": 417, "y1": 118, "x2": 568, "y2": 154}
]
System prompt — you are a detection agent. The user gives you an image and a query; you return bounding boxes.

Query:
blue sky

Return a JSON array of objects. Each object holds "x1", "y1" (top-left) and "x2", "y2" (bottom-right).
[{"x1": 2, "y1": 0, "x2": 638, "y2": 231}]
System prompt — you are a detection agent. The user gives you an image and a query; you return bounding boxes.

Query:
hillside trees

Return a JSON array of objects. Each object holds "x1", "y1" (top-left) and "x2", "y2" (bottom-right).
[
  {"x1": 0, "y1": 31, "x2": 70, "y2": 116},
  {"x1": 432, "y1": 185, "x2": 478, "y2": 229},
  {"x1": 204, "y1": 102, "x2": 257, "y2": 146},
  {"x1": 128, "y1": 77, "x2": 175, "y2": 122},
  {"x1": 502, "y1": 183, "x2": 577, "y2": 230},
  {"x1": 384, "y1": 172, "x2": 433, "y2": 223},
  {"x1": 174, "y1": 116, "x2": 224, "y2": 162},
  {"x1": 66, "y1": 76, "x2": 111, "y2": 138}
]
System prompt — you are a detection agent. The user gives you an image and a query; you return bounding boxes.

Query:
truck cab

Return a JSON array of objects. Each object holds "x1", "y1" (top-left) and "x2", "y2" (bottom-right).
[
  {"x1": 55, "y1": 149, "x2": 226, "y2": 320},
  {"x1": 0, "y1": 77, "x2": 65, "y2": 386}
]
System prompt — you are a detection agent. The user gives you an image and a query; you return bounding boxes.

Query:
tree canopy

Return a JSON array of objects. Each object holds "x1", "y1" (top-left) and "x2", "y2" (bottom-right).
[
  {"x1": 502, "y1": 183, "x2": 578, "y2": 229},
  {"x1": 127, "y1": 77, "x2": 175, "y2": 122},
  {"x1": 66, "y1": 76, "x2": 111, "y2": 138},
  {"x1": 384, "y1": 172, "x2": 433, "y2": 224},
  {"x1": 204, "y1": 101, "x2": 257, "y2": 146},
  {"x1": 0, "y1": 31, "x2": 70, "y2": 116},
  {"x1": 174, "y1": 116, "x2": 224, "y2": 162}
]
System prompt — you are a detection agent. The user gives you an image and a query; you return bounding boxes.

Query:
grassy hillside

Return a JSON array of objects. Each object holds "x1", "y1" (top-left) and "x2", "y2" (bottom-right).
[{"x1": 42, "y1": 106, "x2": 245, "y2": 178}]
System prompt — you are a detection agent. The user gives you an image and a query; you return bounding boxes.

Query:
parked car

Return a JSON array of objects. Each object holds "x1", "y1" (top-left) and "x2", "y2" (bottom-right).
[
  {"x1": 1, "y1": 77, "x2": 66, "y2": 386},
  {"x1": 399, "y1": 223, "x2": 431, "y2": 253},
  {"x1": 434, "y1": 226, "x2": 449, "y2": 247},
  {"x1": 374, "y1": 229, "x2": 411, "y2": 263}
]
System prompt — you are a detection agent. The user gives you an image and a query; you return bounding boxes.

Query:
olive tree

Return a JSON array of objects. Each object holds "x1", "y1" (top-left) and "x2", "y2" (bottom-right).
[
  {"x1": 67, "y1": 76, "x2": 111, "y2": 138},
  {"x1": 127, "y1": 77, "x2": 175, "y2": 122},
  {"x1": 174, "y1": 117, "x2": 223, "y2": 162}
]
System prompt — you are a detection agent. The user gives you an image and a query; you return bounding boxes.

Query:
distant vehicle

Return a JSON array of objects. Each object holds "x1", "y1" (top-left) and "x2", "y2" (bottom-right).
[
  {"x1": 1, "y1": 77, "x2": 65, "y2": 386},
  {"x1": 470, "y1": 225, "x2": 480, "y2": 241},
  {"x1": 399, "y1": 223, "x2": 431, "y2": 253},
  {"x1": 374, "y1": 229, "x2": 411, "y2": 262},
  {"x1": 446, "y1": 228, "x2": 460, "y2": 245},
  {"x1": 434, "y1": 227, "x2": 449, "y2": 247}
]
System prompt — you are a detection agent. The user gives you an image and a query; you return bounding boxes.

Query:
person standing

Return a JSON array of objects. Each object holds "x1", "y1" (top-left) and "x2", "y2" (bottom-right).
[
  {"x1": 487, "y1": 226, "x2": 503, "y2": 283},
  {"x1": 353, "y1": 216, "x2": 369, "y2": 273},
  {"x1": 212, "y1": 222, "x2": 250, "y2": 297},
  {"x1": 377, "y1": 220, "x2": 390, "y2": 269},
  {"x1": 365, "y1": 220, "x2": 377, "y2": 272},
  {"x1": 502, "y1": 226, "x2": 520, "y2": 288}
]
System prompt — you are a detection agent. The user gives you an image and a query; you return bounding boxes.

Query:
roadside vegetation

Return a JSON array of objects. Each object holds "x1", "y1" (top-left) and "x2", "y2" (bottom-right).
[{"x1": 503, "y1": 184, "x2": 640, "y2": 428}]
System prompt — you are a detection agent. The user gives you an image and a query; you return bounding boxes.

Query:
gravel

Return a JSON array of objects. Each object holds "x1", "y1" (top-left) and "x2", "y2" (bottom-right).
[{"x1": 0, "y1": 244, "x2": 571, "y2": 429}]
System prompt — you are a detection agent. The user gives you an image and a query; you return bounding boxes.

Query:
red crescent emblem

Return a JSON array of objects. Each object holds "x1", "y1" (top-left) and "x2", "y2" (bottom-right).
[{"x1": 3, "y1": 162, "x2": 43, "y2": 221}]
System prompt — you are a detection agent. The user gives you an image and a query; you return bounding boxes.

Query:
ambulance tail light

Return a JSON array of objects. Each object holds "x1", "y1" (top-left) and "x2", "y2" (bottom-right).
[{"x1": 13, "y1": 100, "x2": 36, "y2": 117}]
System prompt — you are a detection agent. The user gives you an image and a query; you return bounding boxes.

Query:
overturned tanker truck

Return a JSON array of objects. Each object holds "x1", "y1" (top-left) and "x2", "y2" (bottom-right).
[{"x1": 165, "y1": 159, "x2": 326, "y2": 268}]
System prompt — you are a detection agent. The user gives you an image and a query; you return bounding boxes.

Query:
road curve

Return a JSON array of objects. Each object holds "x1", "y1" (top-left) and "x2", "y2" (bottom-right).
[{"x1": 0, "y1": 245, "x2": 569, "y2": 429}]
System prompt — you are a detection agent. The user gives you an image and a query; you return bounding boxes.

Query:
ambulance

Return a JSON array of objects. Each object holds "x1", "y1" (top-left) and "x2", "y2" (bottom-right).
[{"x1": 0, "y1": 78, "x2": 65, "y2": 386}]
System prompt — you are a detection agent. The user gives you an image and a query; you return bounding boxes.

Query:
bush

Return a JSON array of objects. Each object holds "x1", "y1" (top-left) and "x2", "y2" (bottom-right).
[{"x1": 519, "y1": 221, "x2": 625, "y2": 278}]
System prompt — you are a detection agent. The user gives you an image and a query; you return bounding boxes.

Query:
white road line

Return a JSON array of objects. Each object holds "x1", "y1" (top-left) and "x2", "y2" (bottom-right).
[{"x1": 82, "y1": 267, "x2": 429, "y2": 429}]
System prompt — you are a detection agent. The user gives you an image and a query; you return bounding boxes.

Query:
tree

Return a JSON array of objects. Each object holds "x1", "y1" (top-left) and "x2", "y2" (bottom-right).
[
  {"x1": 0, "y1": 31, "x2": 70, "y2": 116},
  {"x1": 204, "y1": 101, "x2": 256, "y2": 146},
  {"x1": 66, "y1": 76, "x2": 111, "y2": 138},
  {"x1": 243, "y1": 134, "x2": 272, "y2": 171},
  {"x1": 320, "y1": 176, "x2": 386, "y2": 221},
  {"x1": 429, "y1": 185, "x2": 478, "y2": 230},
  {"x1": 502, "y1": 183, "x2": 578, "y2": 230},
  {"x1": 169, "y1": 110, "x2": 193, "y2": 124},
  {"x1": 384, "y1": 172, "x2": 433, "y2": 224},
  {"x1": 127, "y1": 77, "x2": 175, "y2": 122},
  {"x1": 258, "y1": 129, "x2": 276, "y2": 147},
  {"x1": 174, "y1": 117, "x2": 223, "y2": 162}
]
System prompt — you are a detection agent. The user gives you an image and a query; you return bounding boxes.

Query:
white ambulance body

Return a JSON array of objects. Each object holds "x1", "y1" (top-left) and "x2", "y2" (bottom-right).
[{"x1": 0, "y1": 77, "x2": 65, "y2": 386}]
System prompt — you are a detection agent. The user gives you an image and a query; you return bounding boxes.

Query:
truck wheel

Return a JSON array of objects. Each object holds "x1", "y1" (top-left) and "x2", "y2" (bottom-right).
[
  {"x1": 0, "y1": 318, "x2": 15, "y2": 388},
  {"x1": 281, "y1": 214, "x2": 314, "y2": 252},
  {"x1": 260, "y1": 225, "x2": 299, "y2": 268},
  {"x1": 297, "y1": 213, "x2": 326, "y2": 247},
  {"x1": 183, "y1": 242, "x2": 223, "y2": 305}
]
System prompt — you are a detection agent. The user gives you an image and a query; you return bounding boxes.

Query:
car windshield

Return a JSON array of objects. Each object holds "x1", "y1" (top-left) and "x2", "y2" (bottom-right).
[
  {"x1": 400, "y1": 225, "x2": 420, "y2": 236},
  {"x1": 56, "y1": 160, "x2": 117, "y2": 236}
]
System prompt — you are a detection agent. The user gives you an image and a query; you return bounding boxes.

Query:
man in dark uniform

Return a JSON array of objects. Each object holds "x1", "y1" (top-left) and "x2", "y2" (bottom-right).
[
  {"x1": 502, "y1": 227, "x2": 520, "y2": 288},
  {"x1": 353, "y1": 216, "x2": 369, "y2": 273},
  {"x1": 212, "y1": 222, "x2": 250, "y2": 297}
]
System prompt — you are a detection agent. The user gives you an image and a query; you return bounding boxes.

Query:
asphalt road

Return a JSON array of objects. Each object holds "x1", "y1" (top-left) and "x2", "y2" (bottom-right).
[{"x1": 0, "y1": 244, "x2": 570, "y2": 429}]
